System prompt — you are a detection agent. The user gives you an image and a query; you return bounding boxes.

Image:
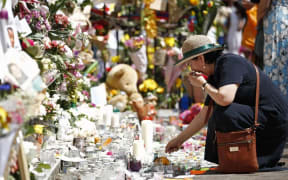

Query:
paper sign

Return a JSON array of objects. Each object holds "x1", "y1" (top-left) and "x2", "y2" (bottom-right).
[
  {"x1": 15, "y1": 17, "x2": 32, "y2": 37},
  {"x1": 90, "y1": 83, "x2": 107, "y2": 106},
  {"x1": 150, "y1": 0, "x2": 167, "y2": 11}
]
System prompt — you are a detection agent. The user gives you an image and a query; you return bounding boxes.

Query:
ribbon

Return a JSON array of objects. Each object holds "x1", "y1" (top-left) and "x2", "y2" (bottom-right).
[
  {"x1": 0, "y1": 10, "x2": 8, "y2": 20},
  {"x1": 177, "y1": 44, "x2": 225, "y2": 65}
]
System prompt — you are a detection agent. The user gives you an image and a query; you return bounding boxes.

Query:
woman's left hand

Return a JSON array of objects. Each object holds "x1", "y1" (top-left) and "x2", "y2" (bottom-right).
[{"x1": 188, "y1": 71, "x2": 207, "y2": 88}]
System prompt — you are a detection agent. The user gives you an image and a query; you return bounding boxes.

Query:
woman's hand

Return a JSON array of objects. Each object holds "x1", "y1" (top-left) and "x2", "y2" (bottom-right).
[
  {"x1": 165, "y1": 137, "x2": 183, "y2": 153},
  {"x1": 188, "y1": 71, "x2": 207, "y2": 88}
]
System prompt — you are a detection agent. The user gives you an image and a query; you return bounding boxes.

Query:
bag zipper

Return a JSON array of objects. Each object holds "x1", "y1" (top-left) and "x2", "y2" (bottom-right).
[{"x1": 218, "y1": 139, "x2": 253, "y2": 146}]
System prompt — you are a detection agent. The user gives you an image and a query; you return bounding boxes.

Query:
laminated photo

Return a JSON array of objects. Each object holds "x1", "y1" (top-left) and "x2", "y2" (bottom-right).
[
  {"x1": 3, "y1": 25, "x2": 21, "y2": 52},
  {"x1": 4, "y1": 49, "x2": 40, "y2": 90}
]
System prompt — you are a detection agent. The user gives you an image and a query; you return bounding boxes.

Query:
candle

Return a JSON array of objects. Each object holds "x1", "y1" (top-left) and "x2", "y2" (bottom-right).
[
  {"x1": 141, "y1": 120, "x2": 154, "y2": 152},
  {"x1": 111, "y1": 113, "x2": 120, "y2": 128},
  {"x1": 104, "y1": 105, "x2": 113, "y2": 126},
  {"x1": 133, "y1": 139, "x2": 145, "y2": 161}
]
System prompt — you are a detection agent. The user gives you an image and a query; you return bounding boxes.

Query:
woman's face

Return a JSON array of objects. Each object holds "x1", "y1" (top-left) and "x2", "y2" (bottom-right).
[{"x1": 185, "y1": 56, "x2": 204, "y2": 73}]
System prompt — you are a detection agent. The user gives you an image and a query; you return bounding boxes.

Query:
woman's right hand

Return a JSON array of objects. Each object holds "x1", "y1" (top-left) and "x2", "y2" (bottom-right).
[{"x1": 165, "y1": 137, "x2": 183, "y2": 153}]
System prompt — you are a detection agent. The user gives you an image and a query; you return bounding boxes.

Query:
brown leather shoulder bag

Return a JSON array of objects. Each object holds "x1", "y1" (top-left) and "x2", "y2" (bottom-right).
[{"x1": 215, "y1": 64, "x2": 260, "y2": 173}]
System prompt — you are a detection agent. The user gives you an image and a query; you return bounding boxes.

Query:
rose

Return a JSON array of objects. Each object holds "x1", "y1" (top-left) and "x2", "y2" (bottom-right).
[{"x1": 21, "y1": 38, "x2": 34, "y2": 49}]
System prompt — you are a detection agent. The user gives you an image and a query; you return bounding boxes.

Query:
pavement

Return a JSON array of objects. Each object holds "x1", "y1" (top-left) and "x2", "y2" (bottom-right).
[{"x1": 194, "y1": 142, "x2": 288, "y2": 180}]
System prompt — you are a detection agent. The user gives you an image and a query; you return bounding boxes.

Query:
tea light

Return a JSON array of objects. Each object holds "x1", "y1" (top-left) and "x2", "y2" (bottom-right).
[
  {"x1": 133, "y1": 139, "x2": 145, "y2": 161},
  {"x1": 141, "y1": 120, "x2": 154, "y2": 152}
]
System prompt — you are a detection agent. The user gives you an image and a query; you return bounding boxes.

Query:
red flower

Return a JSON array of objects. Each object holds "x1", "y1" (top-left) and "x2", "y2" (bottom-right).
[
  {"x1": 21, "y1": 38, "x2": 34, "y2": 49},
  {"x1": 94, "y1": 24, "x2": 104, "y2": 30}
]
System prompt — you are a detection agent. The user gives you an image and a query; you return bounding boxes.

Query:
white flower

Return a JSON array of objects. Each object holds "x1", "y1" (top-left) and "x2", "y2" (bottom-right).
[
  {"x1": 39, "y1": 105, "x2": 47, "y2": 116},
  {"x1": 77, "y1": 0, "x2": 84, "y2": 4},
  {"x1": 64, "y1": 45, "x2": 73, "y2": 58},
  {"x1": 47, "y1": 0, "x2": 57, "y2": 5},
  {"x1": 77, "y1": 91, "x2": 85, "y2": 102}
]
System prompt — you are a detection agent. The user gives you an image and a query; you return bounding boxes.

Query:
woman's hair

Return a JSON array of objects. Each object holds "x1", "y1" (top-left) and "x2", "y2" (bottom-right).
[{"x1": 203, "y1": 50, "x2": 223, "y2": 64}]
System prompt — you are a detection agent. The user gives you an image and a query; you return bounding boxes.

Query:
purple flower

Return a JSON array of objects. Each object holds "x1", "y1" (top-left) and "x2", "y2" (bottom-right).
[
  {"x1": 25, "y1": 14, "x2": 32, "y2": 23},
  {"x1": 45, "y1": 20, "x2": 51, "y2": 31},
  {"x1": 35, "y1": 21, "x2": 42, "y2": 30},
  {"x1": 32, "y1": 10, "x2": 40, "y2": 19},
  {"x1": 77, "y1": 64, "x2": 85, "y2": 70},
  {"x1": 73, "y1": 71, "x2": 82, "y2": 78},
  {"x1": 40, "y1": 9, "x2": 47, "y2": 19}
]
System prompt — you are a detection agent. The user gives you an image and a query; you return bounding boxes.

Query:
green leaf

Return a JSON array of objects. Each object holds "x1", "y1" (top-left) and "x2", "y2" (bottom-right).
[
  {"x1": 35, "y1": 167, "x2": 43, "y2": 173},
  {"x1": 2, "y1": 0, "x2": 6, "y2": 8},
  {"x1": 38, "y1": 163, "x2": 51, "y2": 169}
]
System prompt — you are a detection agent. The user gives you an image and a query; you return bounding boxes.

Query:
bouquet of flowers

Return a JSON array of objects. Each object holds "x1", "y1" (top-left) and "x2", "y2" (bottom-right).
[
  {"x1": 123, "y1": 35, "x2": 145, "y2": 52},
  {"x1": 138, "y1": 78, "x2": 164, "y2": 97}
]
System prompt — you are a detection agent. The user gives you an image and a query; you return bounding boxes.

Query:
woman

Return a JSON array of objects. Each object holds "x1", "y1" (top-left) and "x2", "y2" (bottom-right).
[
  {"x1": 262, "y1": 0, "x2": 288, "y2": 99},
  {"x1": 165, "y1": 35, "x2": 288, "y2": 168}
]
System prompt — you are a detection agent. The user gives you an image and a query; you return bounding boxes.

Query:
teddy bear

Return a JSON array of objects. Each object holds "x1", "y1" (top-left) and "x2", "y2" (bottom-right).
[
  {"x1": 106, "y1": 64, "x2": 144, "y2": 107},
  {"x1": 106, "y1": 64, "x2": 157, "y2": 121}
]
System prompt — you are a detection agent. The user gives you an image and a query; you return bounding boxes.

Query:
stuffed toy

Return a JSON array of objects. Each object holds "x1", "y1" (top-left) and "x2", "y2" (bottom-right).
[
  {"x1": 106, "y1": 64, "x2": 157, "y2": 121},
  {"x1": 106, "y1": 64, "x2": 139, "y2": 95},
  {"x1": 179, "y1": 103, "x2": 203, "y2": 124},
  {"x1": 108, "y1": 92, "x2": 128, "y2": 112}
]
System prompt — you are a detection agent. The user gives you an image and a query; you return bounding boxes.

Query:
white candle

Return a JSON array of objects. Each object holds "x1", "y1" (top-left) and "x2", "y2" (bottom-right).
[
  {"x1": 97, "y1": 111, "x2": 104, "y2": 125},
  {"x1": 141, "y1": 120, "x2": 154, "y2": 152},
  {"x1": 103, "y1": 105, "x2": 113, "y2": 126},
  {"x1": 111, "y1": 113, "x2": 120, "y2": 128},
  {"x1": 133, "y1": 139, "x2": 145, "y2": 161},
  {"x1": 103, "y1": 112, "x2": 112, "y2": 126}
]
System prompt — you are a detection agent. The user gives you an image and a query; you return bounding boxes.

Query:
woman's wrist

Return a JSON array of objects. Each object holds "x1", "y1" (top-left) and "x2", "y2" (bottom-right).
[{"x1": 202, "y1": 82, "x2": 208, "y2": 90}]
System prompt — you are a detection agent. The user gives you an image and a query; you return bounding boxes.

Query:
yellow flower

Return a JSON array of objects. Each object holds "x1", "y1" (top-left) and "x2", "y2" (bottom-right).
[
  {"x1": 191, "y1": 11, "x2": 196, "y2": 16},
  {"x1": 34, "y1": 124, "x2": 45, "y2": 134},
  {"x1": 124, "y1": 34, "x2": 130, "y2": 41},
  {"x1": 190, "y1": 0, "x2": 199, "y2": 6},
  {"x1": 147, "y1": 47, "x2": 155, "y2": 53},
  {"x1": 164, "y1": 37, "x2": 175, "y2": 47},
  {"x1": 176, "y1": 78, "x2": 182, "y2": 88},
  {"x1": 144, "y1": 79, "x2": 158, "y2": 91},
  {"x1": 111, "y1": 56, "x2": 120, "y2": 63},
  {"x1": 156, "y1": 87, "x2": 164, "y2": 94},
  {"x1": 139, "y1": 83, "x2": 147, "y2": 92},
  {"x1": 203, "y1": 10, "x2": 208, "y2": 15},
  {"x1": 110, "y1": 89, "x2": 118, "y2": 96},
  {"x1": 149, "y1": 64, "x2": 154, "y2": 69}
]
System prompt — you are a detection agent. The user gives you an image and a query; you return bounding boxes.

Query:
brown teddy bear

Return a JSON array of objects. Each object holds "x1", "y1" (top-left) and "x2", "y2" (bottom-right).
[{"x1": 106, "y1": 64, "x2": 156, "y2": 121}]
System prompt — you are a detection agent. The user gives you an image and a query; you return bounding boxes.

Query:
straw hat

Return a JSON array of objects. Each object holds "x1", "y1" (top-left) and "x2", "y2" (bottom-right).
[{"x1": 175, "y1": 35, "x2": 224, "y2": 66}]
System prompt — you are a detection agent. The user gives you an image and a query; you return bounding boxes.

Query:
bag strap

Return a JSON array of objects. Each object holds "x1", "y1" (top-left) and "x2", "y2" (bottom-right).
[
  {"x1": 204, "y1": 100, "x2": 213, "y2": 124},
  {"x1": 253, "y1": 64, "x2": 260, "y2": 128}
]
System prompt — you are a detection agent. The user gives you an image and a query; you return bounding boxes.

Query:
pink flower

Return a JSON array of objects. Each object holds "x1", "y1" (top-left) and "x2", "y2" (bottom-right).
[{"x1": 82, "y1": 90, "x2": 90, "y2": 97}]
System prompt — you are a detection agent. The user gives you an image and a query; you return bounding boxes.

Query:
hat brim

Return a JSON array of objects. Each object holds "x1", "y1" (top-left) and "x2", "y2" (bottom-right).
[{"x1": 175, "y1": 46, "x2": 224, "y2": 67}]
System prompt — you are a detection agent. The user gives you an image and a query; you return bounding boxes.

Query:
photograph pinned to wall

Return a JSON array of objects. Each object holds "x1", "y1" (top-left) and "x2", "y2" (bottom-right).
[
  {"x1": 3, "y1": 49, "x2": 40, "y2": 90},
  {"x1": 3, "y1": 25, "x2": 21, "y2": 52}
]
